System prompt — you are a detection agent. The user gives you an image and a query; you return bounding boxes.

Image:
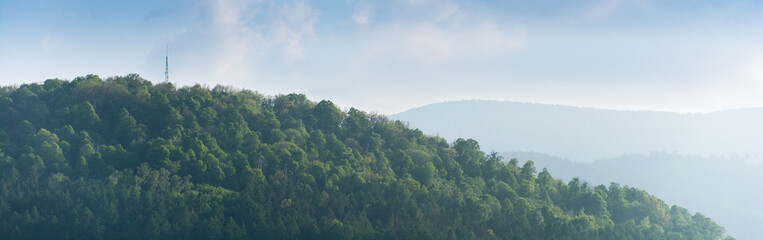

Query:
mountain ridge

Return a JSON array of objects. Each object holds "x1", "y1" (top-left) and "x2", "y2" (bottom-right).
[
  {"x1": 393, "y1": 99, "x2": 763, "y2": 115},
  {"x1": 391, "y1": 99, "x2": 763, "y2": 162}
]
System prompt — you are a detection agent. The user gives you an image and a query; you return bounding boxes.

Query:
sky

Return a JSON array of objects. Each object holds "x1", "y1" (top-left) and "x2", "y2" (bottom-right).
[{"x1": 1, "y1": 0, "x2": 763, "y2": 114}]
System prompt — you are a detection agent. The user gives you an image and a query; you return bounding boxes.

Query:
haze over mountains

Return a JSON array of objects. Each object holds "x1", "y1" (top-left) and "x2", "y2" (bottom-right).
[
  {"x1": 392, "y1": 100, "x2": 763, "y2": 162},
  {"x1": 503, "y1": 151, "x2": 762, "y2": 240},
  {"x1": 392, "y1": 100, "x2": 763, "y2": 239}
]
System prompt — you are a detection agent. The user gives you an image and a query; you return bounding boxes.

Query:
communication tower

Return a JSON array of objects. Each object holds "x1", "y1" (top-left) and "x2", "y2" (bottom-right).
[{"x1": 164, "y1": 44, "x2": 169, "y2": 83}]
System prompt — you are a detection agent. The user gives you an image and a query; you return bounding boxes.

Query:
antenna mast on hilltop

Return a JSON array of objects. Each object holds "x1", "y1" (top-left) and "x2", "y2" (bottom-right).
[{"x1": 164, "y1": 44, "x2": 169, "y2": 83}]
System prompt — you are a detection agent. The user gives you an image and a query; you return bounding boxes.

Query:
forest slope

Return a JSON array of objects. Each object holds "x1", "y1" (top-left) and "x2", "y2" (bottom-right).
[
  {"x1": 502, "y1": 151, "x2": 761, "y2": 240},
  {"x1": 0, "y1": 75, "x2": 731, "y2": 239}
]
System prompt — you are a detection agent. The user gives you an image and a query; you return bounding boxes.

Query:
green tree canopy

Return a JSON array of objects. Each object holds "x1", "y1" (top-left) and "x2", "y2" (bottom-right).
[{"x1": 0, "y1": 75, "x2": 731, "y2": 240}]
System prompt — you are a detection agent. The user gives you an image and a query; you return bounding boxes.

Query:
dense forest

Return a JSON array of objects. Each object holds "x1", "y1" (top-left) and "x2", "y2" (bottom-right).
[{"x1": 0, "y1": 74, "x2": 732, "y2": 239}]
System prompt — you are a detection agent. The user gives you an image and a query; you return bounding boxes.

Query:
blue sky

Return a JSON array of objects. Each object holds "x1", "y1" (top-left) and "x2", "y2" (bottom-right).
[{"x1": 2, "y1": 0, "x2": 762, "y2": 114}]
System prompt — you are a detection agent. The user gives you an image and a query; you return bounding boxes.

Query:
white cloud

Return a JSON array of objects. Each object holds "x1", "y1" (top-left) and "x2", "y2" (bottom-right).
[
  {"x1": 584, "y1": 0, "x2": 622, "y2": 18},
  {"x1": 40, "y1": 34, "x2": 61, "y2": 53},
  {"x1": 152, "y1": 0, "x2": 761, "y2": 115},
  {"x1": 583, "y1": 0, "x2": 623, "y2": 19},
  {"x1": 269, "y1": 2, "x2": 319, "y2": 60},
  {"x1": 579, "y1": 0, "x2": 655, "y2": 20},
  {"x1": 359, "y1": 1, "x2": 525, "y2": 62},
  {"x1": 352, "y1": 6, "x2": 370, "y2": 25},
  {"x1": 745, "y1": 54, "x2": 763, "y2": 81},
  {"x1": 207, "y1": 0, "x2": 318, "y2": 66},
  {"x1": 41, "y1": 34, "x2": 53, "y2": 51},
  {"x1": 209, "y1": 0, "x2": 256, "y2": 76},
  {"x1": 743, "y1": 53, "x2": 763, "y2": 103},
  {"x1": 162, "y1": 0, "x2": 318, "y2": 84}
]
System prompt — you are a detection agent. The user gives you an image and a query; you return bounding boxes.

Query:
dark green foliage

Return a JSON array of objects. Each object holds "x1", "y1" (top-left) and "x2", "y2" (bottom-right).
[{"x1": 0, "y1": 75, "x2": 730, "y2": 239}]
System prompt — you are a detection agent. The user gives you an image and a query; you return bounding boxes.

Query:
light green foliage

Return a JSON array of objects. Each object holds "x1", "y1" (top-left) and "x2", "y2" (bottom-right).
[{"x1": 0, "y1": 75, "x2": 731, "y2": 239}]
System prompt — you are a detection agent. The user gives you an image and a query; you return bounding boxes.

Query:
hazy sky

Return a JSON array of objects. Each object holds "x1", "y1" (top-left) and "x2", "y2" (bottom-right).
[{"x1": 2, "y1": 0, "x2": 762, "y2": 114}]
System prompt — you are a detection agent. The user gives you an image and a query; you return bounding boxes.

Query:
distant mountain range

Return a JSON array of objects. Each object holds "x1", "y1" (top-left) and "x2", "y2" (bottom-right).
[{"x1": 391, "y1": 100, "x2": 763, "y2": 162}]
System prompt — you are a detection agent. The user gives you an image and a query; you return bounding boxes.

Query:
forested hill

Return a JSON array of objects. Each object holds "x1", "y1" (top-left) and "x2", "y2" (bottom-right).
[{"x1": 0, "y1": 74, "x2": 731, "y2": 240}]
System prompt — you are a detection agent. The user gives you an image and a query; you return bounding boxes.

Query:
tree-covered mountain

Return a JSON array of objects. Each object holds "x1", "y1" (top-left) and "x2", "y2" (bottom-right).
[{"x1": 0, "y1": 75, "x2": 732, "y2": 239}]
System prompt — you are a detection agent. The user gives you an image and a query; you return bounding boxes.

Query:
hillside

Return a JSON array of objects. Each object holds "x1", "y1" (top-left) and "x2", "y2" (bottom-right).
[
  {"x1": 0, "y1": 75, "x2": 731, "y2": 239},
  {"x1": 391, "y1": 100, "x2": 763, "y2": 161},
  {"x1": 503, "y1": 151, "x2": 762, "y2": 240},
  {"x1": 391, "y1": 100, "x2": 762, "y2": 239}
]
